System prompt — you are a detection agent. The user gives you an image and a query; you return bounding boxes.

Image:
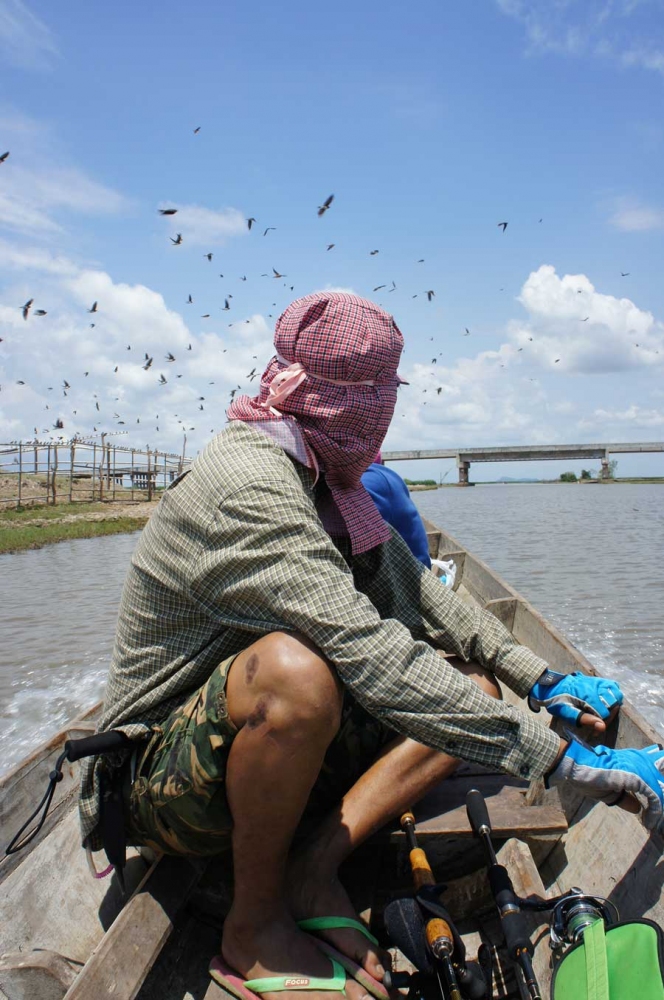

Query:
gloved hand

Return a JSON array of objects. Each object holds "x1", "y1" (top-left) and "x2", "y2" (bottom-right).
[
  {"x1": 547, "y1": 738, "x2": 664, "y2": 833},
  {"x1": 529, "y1": 669, "x2": 623, "y2": 727}
]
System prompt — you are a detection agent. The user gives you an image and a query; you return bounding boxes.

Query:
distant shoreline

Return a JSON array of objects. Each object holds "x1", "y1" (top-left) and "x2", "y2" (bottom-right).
[{"x1": 409, "y1": 477, "x2": 664, "y2": 490}]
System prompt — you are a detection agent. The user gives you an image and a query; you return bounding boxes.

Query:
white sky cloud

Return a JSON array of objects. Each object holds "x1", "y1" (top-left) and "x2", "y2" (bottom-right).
[
  {"x1": 496, "y1": 0, "x2": 664, "y2": 74},
  {"x1": 0, "y1": 256, "x2": 275, "y2": 450},
  {"x1": 509, "y1": 264, "x2": 664, "y2": 373},
  {"x1": 0, "y1": 112, "x2": 130, "y2": 238},
  {"x1": 580, "y1": 405, "x2": 664, "y2": 429},
  {"x1": 161, "y1": 204, "x2": 248, "y2": 248},
  {"x1": 0, "y1": 0, "x2": 58, "y2": 70},
  {"x1": 607, "y1": 196, "x2": 664, "y2": 231}
]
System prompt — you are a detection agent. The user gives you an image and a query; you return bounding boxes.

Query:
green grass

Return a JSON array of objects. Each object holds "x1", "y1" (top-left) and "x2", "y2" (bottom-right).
[
  {"x1": 0, "y1": 517, "x2": 148, "y2": 554},
  {"x1": 0, "y1": 501, "x2": 116, "y2": 522}
]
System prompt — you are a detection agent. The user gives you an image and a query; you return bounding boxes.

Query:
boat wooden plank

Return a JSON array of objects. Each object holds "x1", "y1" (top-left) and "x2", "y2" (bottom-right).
[
  {"x1": 484, "y1": 597, "x2": 518, "y2": 631},
  {"x1": 425, "y1": 528, "x2": 440, "y2": 557},
  {"x1": 386, "y1": 775, "x2": 567, "y2": 841},
  {"x1": 0, "y1": 949, "x2": 77, "y2": 1000},
  {"x1": 0, "y1": 805, "x2": 148, "y2": 964},
  {"x1": 0, "y1": 707, "x2": 102, "y2": 881},
  {"x1": 62, "y1": 856, "x2": 204, "y2": 1000}
]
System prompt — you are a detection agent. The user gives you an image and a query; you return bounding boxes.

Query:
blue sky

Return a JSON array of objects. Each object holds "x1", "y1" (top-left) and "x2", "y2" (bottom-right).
[{"x1": 1, "y1": 0, "x2": 663, "y2": 480}]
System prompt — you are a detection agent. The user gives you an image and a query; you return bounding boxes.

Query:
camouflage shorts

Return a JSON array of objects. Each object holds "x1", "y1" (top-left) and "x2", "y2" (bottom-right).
[{"x1": 124, "y1": 652, "x2": 396, "y2": 857}]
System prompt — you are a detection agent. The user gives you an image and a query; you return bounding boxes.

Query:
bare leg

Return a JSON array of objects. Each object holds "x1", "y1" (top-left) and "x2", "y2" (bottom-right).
[
  {"x1": 221, "y1": 632, "x2": 368, "y2": 1000},
  {"x1": 288, "y1": 658, "x2": 502, "y2": 978}
]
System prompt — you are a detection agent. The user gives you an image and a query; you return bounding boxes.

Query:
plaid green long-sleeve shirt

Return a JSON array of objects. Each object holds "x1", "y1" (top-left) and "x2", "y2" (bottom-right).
[{"x1": 79, "y1": 421, "x2": 560, "y2": 847}]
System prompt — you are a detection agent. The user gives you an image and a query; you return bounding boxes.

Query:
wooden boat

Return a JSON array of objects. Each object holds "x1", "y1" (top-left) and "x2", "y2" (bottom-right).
[{"x1": 1, "y1": 519, "x2": 663, "y2": 1000}]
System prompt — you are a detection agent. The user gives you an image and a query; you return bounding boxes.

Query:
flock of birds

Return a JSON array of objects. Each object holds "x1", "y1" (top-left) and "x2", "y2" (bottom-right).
[{"x1": 0, "y1": 138, "x2": 640, "y2": 446}]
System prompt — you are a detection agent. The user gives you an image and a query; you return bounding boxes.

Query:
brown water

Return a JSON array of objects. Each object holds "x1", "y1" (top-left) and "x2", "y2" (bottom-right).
[
  {"x1": 413, "y1": 483, "x2": 664, "y2": 736},
  {"x1": 0, "y1": 483, "x2": 662, "y2": 777}
]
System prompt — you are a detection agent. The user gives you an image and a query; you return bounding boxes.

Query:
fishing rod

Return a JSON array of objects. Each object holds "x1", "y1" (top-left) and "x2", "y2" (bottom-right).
[
  {"x1": 465, "y1": 789, "x2": 542, "y2": 1000},
  {"x1": 401, "y1": 810, "x2": 463, "y2": 1000},
  {"x1": 383, "y1": 811, "x2": 490, "y2": 1000}
]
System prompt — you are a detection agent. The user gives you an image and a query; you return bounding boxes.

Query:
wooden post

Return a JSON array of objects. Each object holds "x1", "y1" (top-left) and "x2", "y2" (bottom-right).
[
  {"x1": 52, "y1": 445, "x2": 58, "y2": 505},
  {"x1": 33, "y1": 443, "x2": 38, "y2": 475},
  {"x1": 112, "y1": 446, "x2": 117, "y2": 499},
  {"x1": 131, "y1": 449, "x2": 135, "y2": 500},
  {"x1": 147, "y1": 449, "x2": 153, "y2": 502},
  {"x1": 92, "y1": 443, "x2": 97, "y2": 501},
  {"x1": 69, "y1": 442, "x2": 75, "y2": 503},
  {"x1": 99, "y1": 435, "x2": 106, "y2": 502},
  {"x1": 180, "y1": 433, "x2": 187, "y2": 475},
  {"x1": 18, "y1": 444, "x2": 22, "y2": 509}
]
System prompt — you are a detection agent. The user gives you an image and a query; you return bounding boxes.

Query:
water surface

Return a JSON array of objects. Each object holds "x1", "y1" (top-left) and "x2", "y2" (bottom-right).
[
  {"x1": 413, "y1": 483, "x2": 664, "y2": 734},
  {"x1": 1, "y1": 483, "x2": 662, "y2": 777}
]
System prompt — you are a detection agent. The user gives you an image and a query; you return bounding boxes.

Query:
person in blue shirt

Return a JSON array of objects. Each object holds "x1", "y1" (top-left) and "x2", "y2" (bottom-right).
[{"x1": 362, "y1": 459, "x2": 432, "y2": 568}]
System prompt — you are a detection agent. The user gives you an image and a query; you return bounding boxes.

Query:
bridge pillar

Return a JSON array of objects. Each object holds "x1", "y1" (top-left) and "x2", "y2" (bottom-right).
[
  {"x1": 457, "y1": 459, "x2": 470, "y2": 486},
  {"x1": 601, "y1": 453, "x2": 610, "y2": 480}
]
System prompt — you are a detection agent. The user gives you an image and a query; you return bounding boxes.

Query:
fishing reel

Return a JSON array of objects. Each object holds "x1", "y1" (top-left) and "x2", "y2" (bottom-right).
[{"x1": 548, "y1": 888, "x2": 619, "y2": 952}]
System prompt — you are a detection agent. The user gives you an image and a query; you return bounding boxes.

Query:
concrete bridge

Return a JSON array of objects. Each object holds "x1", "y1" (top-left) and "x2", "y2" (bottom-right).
[{"x1": 381, "y1": 441, "x2": 664, "y2": 485}]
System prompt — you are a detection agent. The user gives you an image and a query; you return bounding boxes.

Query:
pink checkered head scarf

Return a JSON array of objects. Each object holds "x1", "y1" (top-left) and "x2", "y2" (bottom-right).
[{"x1": 226, "y1": 291, "x2": 405, "y2": 554}]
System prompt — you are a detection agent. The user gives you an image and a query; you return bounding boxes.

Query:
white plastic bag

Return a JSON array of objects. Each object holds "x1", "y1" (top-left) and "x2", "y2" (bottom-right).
[{"x1": 431, "y1": 558, "x2": 457, "y2": 589}]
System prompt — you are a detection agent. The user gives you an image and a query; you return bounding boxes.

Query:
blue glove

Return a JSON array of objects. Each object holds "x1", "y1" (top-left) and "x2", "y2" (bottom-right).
[
  {"x1": 547, "y1": 738, "x2": 664, "y2": 833},
  {"x1": 529, "y1": 669, "x2": 623, "y2": 725}
]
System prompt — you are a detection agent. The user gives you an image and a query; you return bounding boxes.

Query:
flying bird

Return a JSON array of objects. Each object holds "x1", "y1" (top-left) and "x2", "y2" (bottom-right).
[
  {"x1": 159, "y1": 208, "x2": 178, "y2": 215},
  {"x1": 326, "y1": 244, "x2": 335, "y2": 251},
  {"x1": 373, "y1": 285, "x2": 386, "y2": 292},
  {"x1": 204, "y1": 253, "x2": 213, "y2": 261},
  {"x1": 159, "y1": 374, "x2": 168, "y2": 384},
  {"x1": 369, "y1": 250, "x2": 379, "y2": 255},
  {"x1": 621, "y1": 272, "x2": 630, "y2": 277},
  {"x1": 497, "y1": 222, "x2": 508, "y2": 232},
  {"x1": 166, "y1": 352, "x2": 176, "y2": 362},
  {"x1": 89, "y1": 301, "x2": 98, "y2": 313},
  {"x1": 143, "y1": 357, "x2": 154, "y2": 370},
  {"x1": 187, "y1": 295, "x2": 193, "y2": 303},
  {"x1": 426, "y1": 290, "x2": 435, "y2": 302},
  {"x1": 22, "y1": 299, "x2": 34, "y2": 320},
  {"x1": 263, "y1": 227, "x2": 276, "y2": 236},
  {"x1": 247, "y1": 217, "x2": 256, "y2": 230},
  {"x1": 35, "y1": 309, "x2": 47, "y2": 317},
  {"x1": 171, "y1": 234, "x2": 183, "y2": 245},
  {"x1": 222, "y1": 299, "x2": 231, "y2": 310},
  {"x1": 272, "y1": 268, "x2": 286, "y2": 278},
  {"x1": 193, "y1": 126, "x2": 201, "y2": 133},
  {"x1": 0, "y1": 151, "x2": 9, "y2": 164},
  {"x1": 317, "y1": 194, "x2": 334, "y2": 217}
]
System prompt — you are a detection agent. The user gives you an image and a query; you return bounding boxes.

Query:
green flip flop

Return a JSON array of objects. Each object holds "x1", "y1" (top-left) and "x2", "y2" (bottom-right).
[
  {"x1": 297, "y1": 918, "x2": 389, "y2": 1000},
  {"x1": 210, "y1": 955, "x2": 347, "y2": 999},
  {"x1": 298, "y1": 917, "x2": 379, "y2": 947}
]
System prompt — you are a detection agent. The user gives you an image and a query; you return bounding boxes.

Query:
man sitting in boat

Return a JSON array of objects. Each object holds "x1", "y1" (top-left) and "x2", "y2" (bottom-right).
[
  {"x1": 361, "y1": 455, "x2": 432, "y2": 567},
  {"x1": 78, "y1": 291, "x2": 664, "y2": 1000}
]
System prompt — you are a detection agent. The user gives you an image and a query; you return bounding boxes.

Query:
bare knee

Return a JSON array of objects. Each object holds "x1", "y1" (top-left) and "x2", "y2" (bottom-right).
[
  {"x1": 440, "y1": 653, "x2": 502, "y2": 701},
  {"x1": 227, "y1": 631, "x2": 343, "y2": 738}
]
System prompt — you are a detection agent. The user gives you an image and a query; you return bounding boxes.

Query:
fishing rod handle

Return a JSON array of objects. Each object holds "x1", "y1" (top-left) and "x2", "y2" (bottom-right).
[
  {"x1": 64, "y1": 730, "x2": 131, "y2": 762},
  {"x1": 466, "y1": 788, "x2": 491, "y2": 835},
  {"x1": 409, "y1": 847, "x2": 437, "y2": 889},
  {"x1": 488, "y1": 863, "x2": 519, "y2": 911},
  {"x1": 499, "y1": 910, "x2": 534, "y2": 961}
]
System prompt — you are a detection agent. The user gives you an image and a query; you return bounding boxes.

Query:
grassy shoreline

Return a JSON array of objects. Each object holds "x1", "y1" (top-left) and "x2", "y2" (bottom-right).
[
  {"x1": 0, "y1": 501, "x2": 152, "y2": 554},
  {"x1": 0, "y1": 516, "x2": 148, "y2": 554}
]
